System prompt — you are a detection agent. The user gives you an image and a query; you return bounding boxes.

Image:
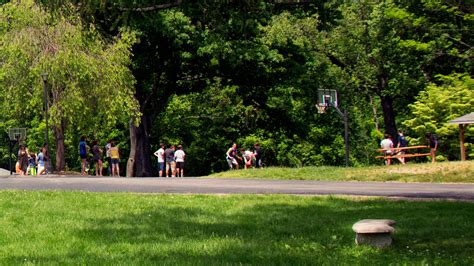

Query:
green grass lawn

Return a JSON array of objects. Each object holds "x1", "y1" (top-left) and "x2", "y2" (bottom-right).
[
  {"x1": 208, "y1": 161, "x2": 474, "y2": 183},
  {"x1": 0, "y1": 191, "x2": 473, "y2": 264}
]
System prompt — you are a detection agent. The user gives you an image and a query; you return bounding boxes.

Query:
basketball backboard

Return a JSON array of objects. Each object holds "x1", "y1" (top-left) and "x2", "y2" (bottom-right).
[
  {"x1": 8, "y1": 128, "x2": 27, "y2": 142},
  {"x1": 317, "y1": 89, "x2": 338, "y2": 108}
]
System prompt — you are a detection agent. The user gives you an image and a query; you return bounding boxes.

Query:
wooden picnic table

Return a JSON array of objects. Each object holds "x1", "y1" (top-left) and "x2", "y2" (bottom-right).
[{"x1": 376, "y1": 146, "x2": 430, "y2": 159}]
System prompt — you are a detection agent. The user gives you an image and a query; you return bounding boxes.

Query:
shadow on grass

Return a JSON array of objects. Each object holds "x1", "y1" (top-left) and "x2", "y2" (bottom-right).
[
  {"x1": 2, "y1": 195, "x2": 474, "y2": 264},
  {"x1": 68, "y1": 197, "x2": 474, "y2": 264}
]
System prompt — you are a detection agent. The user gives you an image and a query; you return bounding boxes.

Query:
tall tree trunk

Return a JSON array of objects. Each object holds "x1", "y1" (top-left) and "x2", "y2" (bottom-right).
[
  {"x1": 377, "y1": 72, "x2": 397, "y2": 139},
  {"x1": 54, "y1": 121, "x2": 66, "y2": 172},
  {"x1": 127, "y1": 112, "x2": 153, "y2": 177},
  {"x1": 128, "y1": 67, "x2": 168, "y2": 177},
  {"x1": 126, "y1": 120, "x2": 136, "y2": 177},
  {"x1": 379, "y1": 95, "x2": 397, "y2": 138}
]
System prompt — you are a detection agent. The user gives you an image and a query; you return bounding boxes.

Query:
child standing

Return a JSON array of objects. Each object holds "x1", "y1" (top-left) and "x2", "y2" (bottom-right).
[
  {"x1": 110, "y1": 141, "x2": 120, "y2": 177},
  {"x1": 92, "y1": 140, "x2": 103, "y2": 176},
  {"x1": 18, "y1": 145, "x2": 29, "y2": 175},
  {"x1": 28, "y1": 153, "x2": 37, "y2": 176},
  {"x1": 37, "y1": 148, "x2": 46, "y2": 175},
  {"x1": 79, "y1": 136, "x2": 88, "y2": 176}
]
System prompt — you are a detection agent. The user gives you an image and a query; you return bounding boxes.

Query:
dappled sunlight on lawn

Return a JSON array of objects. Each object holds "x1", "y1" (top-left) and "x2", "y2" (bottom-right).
[{"x1": 209, "y1": 161, "x2": 474, "y2": 183}]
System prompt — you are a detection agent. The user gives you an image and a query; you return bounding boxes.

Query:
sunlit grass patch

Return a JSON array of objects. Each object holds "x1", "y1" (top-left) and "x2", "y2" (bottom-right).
[
  {"x1": 208, "y1": 161, "x2": 474, "y2": 183},
  {"x1": 0, "y1": 191, "x2": 473, "y2": 264}
]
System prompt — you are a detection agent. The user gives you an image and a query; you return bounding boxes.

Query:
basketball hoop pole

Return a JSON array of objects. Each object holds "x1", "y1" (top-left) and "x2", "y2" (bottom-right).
[
  {"x1": 317, "y1": 88, "x2": 350, "y2": 167},
  {"x1": 343, "y1": 109, "x2": 349, "y2": 167},
  {"x1": 327, "y1": 102, "x2": 350, "y2": 167},
  {"x1": 8, "y1": 139, "x2": 15, "y2": 175}
]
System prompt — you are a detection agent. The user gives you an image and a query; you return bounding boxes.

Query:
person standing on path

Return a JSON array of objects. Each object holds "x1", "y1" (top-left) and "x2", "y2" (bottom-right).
[
  {"x1": 253, "y1": 143, "x2": 262, "y2": 168},
  {"x1": 18, "y1": 145, "x2": 29, "y2": 175},
  {"x1": 396, "y1": 130, "x2": 408, "y2": 165},
  {"x1": 105, "y1": 140, "x2": 112, "y2": 176},
  {"x1": 425, "y1": 132, "x2": 438, "y2": 163},
  {"x1": 92, "y1": 140, "x2": 103, "y2": 176},
  {"x1": 79, "y1": 136, "x2": 88, "y2": 176},
  {"x1": 164, "y1": 145, "x2": 176, "y2": 177},
  {"x1": 37, "y1": 147, "x2": 46, "y2": 175},
  {"x1": 43, "y1": 143, "x2": 50, "y2": 174},
  {"x1": 28, "y1": 152, "x2": 37, "y2": 176},
  {"x1": 110, "y1": 141, "x2": 120, "y2": 176},
  {"x1": 380, "y1": 133, "x2": 394, "y2": 166},
  {"x1": 154, "y1": 143, "x2": 165, "y2": 177},
  {"x1": 174, "y1": 145, "x2": 186, "y2": 177}
]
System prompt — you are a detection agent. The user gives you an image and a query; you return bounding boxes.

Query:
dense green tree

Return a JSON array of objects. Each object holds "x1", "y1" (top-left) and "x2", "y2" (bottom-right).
[
  {"x1": 326, "y1": 0, "x2": 473, "y2": 140},
  {"x1": 157, "y1": 8, "x2": 361, "y2": 173},
  {"x1": 3, "y1": 0, "x2": 470, "y2": 174},
  {"x1": 326, "y1": 1, "x2": 421, "y2": 138},
  {"x1": 403, "y1": 74, "x2": 474, "y2": 160},
  {"x1": 35, "y1": 0, "x2": 346, "y2": 175},
  {"x1": 0, "y1": 0, "x2": 139, "y2": 171}
]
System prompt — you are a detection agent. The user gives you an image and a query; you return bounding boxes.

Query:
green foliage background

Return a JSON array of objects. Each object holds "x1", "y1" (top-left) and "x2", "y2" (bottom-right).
[{"x1": 1, "y1": 0, "x2": 472, "y2": 175}]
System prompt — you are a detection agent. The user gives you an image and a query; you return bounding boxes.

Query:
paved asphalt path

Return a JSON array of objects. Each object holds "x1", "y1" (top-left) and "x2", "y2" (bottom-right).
[{"x1": 0, "y1": 176, "x2": 473, "y2": 201}]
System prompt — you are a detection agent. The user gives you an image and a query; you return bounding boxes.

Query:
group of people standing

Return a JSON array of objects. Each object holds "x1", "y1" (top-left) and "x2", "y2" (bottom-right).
[
  {"x1": 16, "y1": 144, "x2": 49, "y2": 176},
  {"x1": 226, "y1": 143, "x2": 262, "y2": 170},
  {"x1": 154, "y1": 144, "x2": 186, "y2": 177},
  {"x1": 79, "y1": 136, "x2": 120, "y2": 176}
]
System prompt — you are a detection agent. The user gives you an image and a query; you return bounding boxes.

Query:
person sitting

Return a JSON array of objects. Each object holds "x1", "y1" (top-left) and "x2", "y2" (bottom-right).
[
  {"x1": 380, "y1": 133, "x2": 394, "y2": 166},
  {"x1": 396, "y1": 130, "x2": 408, "y2": 165}
]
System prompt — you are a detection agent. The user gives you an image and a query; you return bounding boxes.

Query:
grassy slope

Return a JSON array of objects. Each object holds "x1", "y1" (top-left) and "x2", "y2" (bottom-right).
[
  {"x1": 0, "y1": 191, "x2": 473, "y2": 264},
  {"x1": 208, "y1": 161, "x2": 474, "y2": 183}
]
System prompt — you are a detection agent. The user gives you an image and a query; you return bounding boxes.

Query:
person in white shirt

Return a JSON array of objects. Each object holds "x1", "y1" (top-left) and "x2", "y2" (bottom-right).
[
  {"x1": 240, "y1": 148, "x2": 255, "y2": 169},
  {"x1": 174, "y1": 145, "x2": 186, "y2": 177},
  {"x1": 380, "y1": 133, "x2": 394, "y2": 166},
  {"x1": 154, "y1": 143, "x2": 165, "y2": 177}
]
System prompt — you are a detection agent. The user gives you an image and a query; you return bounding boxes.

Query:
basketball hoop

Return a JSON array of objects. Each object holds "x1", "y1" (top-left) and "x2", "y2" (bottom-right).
[
  {"x1": 8, "y1": 128, "x2": 27, "y2": 142},
  {"x1": 6, "y1": 128, "x2": 27, "y2": 175},
  {"x1": 317, "y1": 104, "x2": 327, "y2": 114}
]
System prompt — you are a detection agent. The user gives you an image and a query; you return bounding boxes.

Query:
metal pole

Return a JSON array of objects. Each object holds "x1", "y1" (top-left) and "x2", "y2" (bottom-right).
[
  {"x1": 42, "y1": 73, "x2": 50, "y2": 173},
  {"x1": 9, "y1": 140, "x2": 13, "y2": 175},
  {"x1": 328, "y1": 104, "x2": 350, "y2": 167},
  {"x1": 343, "y1": 110, "x2": 350, "y2": 167}
]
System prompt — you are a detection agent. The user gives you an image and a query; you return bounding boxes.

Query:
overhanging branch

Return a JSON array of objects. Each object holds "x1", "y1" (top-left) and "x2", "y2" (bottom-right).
[
  {"x1": 117, "y1": 0, "x2": 311, "y2": 12},
  {"x1": 118, "y1": 0, "x2": 182, "y2": 12}
]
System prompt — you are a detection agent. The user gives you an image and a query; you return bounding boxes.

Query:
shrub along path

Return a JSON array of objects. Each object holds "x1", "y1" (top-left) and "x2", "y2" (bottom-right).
[{"x1": 1, "y1": 176, "x2": 473, "y2": 201}]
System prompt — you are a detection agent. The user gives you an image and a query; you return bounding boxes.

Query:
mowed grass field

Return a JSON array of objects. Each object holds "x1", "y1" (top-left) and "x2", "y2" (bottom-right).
[
  {"x1": 209, "y1": 161, "x2": 474, "y2": 183},
  {"x1": 0, "y1": 191, "x2": 473, "y2": 264}
]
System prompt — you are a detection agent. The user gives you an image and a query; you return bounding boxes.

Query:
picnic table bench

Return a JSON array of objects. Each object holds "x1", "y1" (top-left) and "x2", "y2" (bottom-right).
[{"x1": 376, "y1": 145, "x2": 430, "y2": 160}]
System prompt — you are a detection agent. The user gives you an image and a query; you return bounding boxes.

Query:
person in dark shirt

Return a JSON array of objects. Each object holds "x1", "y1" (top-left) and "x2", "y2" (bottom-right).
[
  {"x1": 28, "y1": 153, "x2": 37, "y2": 176},
  {"x1": 92, "y1": 140, "x2": 103, "y2": 176},
  {"x1": 79, "y1": 136, "x2": 88, "y2": 176},
  {"x1": 425, "y1": 132, "x2": 438, "y2": 163},
  {"x1": 254, "y1": 143, "x2": 262, "y2": 168},
  {"x1": 396, "y1": 130, "x2": 408, "y2": 165},
  {"x1": 164, "y1": 145, "x2": 176, "y2": 177},
  {"x1": 226, "y1": 143, "x2": 240, "y2": 169},
  {"x1": 18, "y1": 145, "x2": 29, "y2": 175}
]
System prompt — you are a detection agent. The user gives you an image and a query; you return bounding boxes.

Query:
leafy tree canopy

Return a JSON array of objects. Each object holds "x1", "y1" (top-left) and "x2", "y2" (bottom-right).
[
  {"x1": 403, "y1": 74, "x2": 474, "y2": 160},
  {"x1": 0, "y1": 0, "x2": 139, "y2": 170}
]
